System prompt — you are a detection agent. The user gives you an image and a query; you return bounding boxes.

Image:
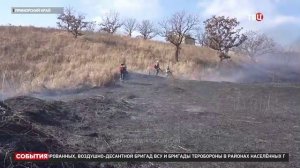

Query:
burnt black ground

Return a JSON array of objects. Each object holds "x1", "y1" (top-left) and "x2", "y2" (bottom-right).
[{"x1": 1, "y1": 72, "x2": 300, "y2": 168}]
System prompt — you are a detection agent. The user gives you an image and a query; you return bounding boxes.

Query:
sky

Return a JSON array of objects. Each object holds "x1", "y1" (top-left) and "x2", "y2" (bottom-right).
[{"x1": 1, "y1": 0, "x2": 300, "y2": 45}]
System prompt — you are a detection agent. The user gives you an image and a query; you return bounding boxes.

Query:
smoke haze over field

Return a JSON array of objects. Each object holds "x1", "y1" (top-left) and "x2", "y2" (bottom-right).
[{"x1": 199, "y1": 51, "x2": 300, "y2": 83}]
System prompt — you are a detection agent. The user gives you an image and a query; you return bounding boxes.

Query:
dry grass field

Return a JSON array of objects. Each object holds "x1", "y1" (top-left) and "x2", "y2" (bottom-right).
[{"x1": 0, "y1": 26, "x2": 224, "y2": 96}]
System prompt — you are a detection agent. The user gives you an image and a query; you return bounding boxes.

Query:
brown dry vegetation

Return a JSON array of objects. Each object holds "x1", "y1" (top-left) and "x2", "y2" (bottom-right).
[{"x1": 0, "y1": 26, "x2": 223, "y2": 96}]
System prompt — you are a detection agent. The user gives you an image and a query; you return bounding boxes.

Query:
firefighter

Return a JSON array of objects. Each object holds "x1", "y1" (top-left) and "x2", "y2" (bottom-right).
[
  {"x1": 120, "y1": 63, "x2": 126, "y2": 80},
  {"x1": 154, "y1": 60, "x2": 161, "y2": 76},
  {"x1": 166, "y1": 65, "x2": 171, "y2": 77}
]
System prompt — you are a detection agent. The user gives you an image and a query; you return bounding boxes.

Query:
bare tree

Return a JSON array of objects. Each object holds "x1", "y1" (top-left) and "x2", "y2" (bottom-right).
[
  {"x1": 234, "y1": 31, "x2": 277, "y2": 62},
  {"x1": 137, "y1": 20, "x2": 157, "y2": 40},
  {"x1": 99, "y1": 11, "x2": 123, "y2": 34},
  {"x1": 124, "y1": 18, "x2": 138, "y2": 37},
  {"x1": 57, "y1": 7, "x2": 88, "y2": 38},
  {"x1": 203, "y1": 16, "x2": 247, "y2": 61},
  {"x1": 160, "y1": 11, "x2": 199, "y2": 62},
  {"x1": 196, "y1": 30, "x2": 206, "y2": 46},
  {"x1": 85, "y1": 21, "x2": 97, "y2": 32}
]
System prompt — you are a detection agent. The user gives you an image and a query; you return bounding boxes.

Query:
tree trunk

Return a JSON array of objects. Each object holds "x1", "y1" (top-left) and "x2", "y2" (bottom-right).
[
  {"x1": 175, "y1": 45, "x2": 181, "y2": 62},
  {"x1": 73, "y1": 32, "x2": 78, "y2": 38},
  {"x1": 219, "y1": 52, "x2": 230, "y2": 62}
]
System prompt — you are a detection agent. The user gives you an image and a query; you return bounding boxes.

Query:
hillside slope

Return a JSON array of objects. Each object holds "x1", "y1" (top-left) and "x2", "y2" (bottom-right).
[{"x1": 0, "y1": 26, "x2": 220, "y2": 97}]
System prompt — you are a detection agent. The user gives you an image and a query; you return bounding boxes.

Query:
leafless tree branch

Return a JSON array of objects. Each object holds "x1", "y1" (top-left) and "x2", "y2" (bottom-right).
[
  {"x1": 159, "y1": 11, "x2": 199, "y2": 62},
  {"x1": 85, "y1": 21, "x2": 97, "y2": 32},
  {"x1": 233, "y1": 31, "x2": 277, "y2": 62},
  {"x1": 57, "y1": 7, "x2": 88, "y2": 38},
  {"x1": 137, "y1": 20, "x2": 157, "y2": 40},
  {"x1": 203, "y1": 15, "x2": 247, "y2": 61},
  {"x1": 99, "y1": 10, "x2": 123, "y2": 34},
  {"x1": 124, "y1": 18, "x2": 138, "y2": 37}
]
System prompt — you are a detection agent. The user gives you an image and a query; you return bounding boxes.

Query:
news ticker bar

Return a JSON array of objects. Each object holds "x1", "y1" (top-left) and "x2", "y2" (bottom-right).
[
  {"x1": 11, "y1": 7, "x2": 64, "y2": 14},
  {"x1": 14, "y1": 153, "x2": 289, "y2": 162}
]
